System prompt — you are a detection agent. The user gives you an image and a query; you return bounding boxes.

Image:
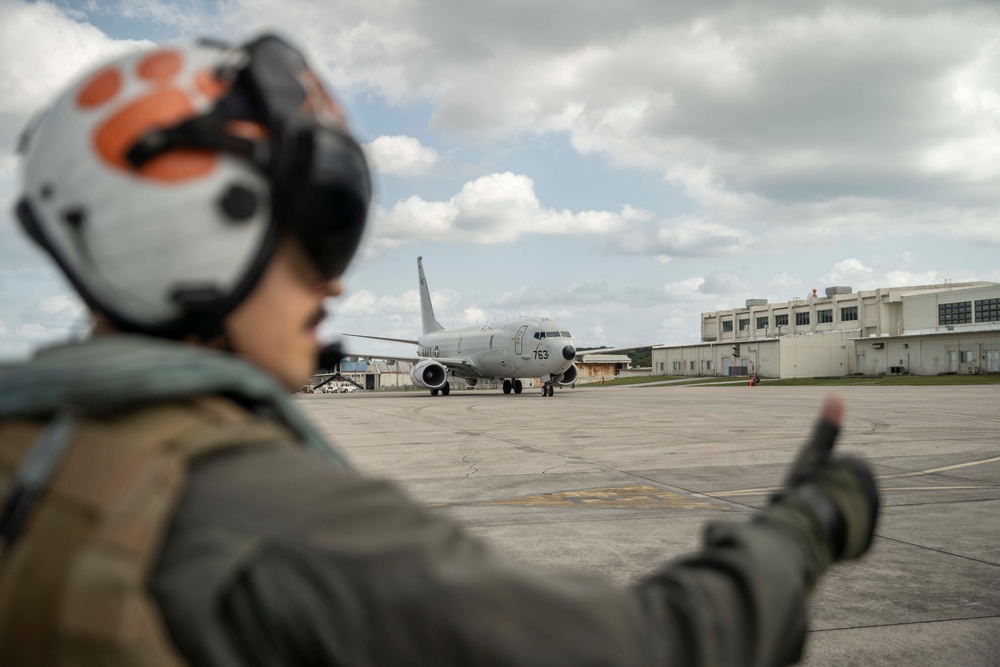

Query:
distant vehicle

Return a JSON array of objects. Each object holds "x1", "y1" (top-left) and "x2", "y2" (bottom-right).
[
  {"x1": 338, "y1": 385, "x2": 358, "y2": 393},
  {"x1": 342, "y1": 257, "x2": 646, "y2": 397}
]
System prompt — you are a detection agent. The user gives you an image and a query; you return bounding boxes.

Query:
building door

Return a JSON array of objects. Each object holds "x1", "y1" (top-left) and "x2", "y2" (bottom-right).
[
  {"x1": 949, "y1": 351, "x2": 959, "y2": 373},
  {"x1": 856, "y1": 354, "x2": 864, "y2": 374},
  {"x1": 722, "y1": 356, "x2": 730, "y2": 376},
  {"x1": 987, "y1": 350, "x2": 1000, "y2": 373}
]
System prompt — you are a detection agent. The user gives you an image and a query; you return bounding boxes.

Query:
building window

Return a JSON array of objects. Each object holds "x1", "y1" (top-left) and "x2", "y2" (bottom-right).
[
  {"x1": 796, "y1": 312, "x2": 810, "y2": 326},
  {"x1": 939, "y1": 301, "x2": 972, "y2": 325},
  {"x1": 841, "y1": 306, "x2": 858, "y2": 321},
  {"x1": 704, "y1": 360, "x2": 714, "y2": 370},
  {"x1": 960, "y1": 351, "x2": 974, "y2": 363},
  {"x1": 818, "y1": 309, "x2": 833, "y2": 323},
  {"x1": 722, "y1": 320, "x2": 733, "y2": 332},
  {"x1": 775, "y1": 314, "x2": 789, "y2": 327},
  {"x1": 673, "y1": 361, "x2": 682, "y2": 371},
  {"x1": 756, "y1": 316, "x2": 768, "y2": 329},
  {"x1": 975, "y1": 298, "x2": 1000, "y2": 323},
  {"x1": 739, "y1": 319, "x2": 750, "y2": 331},
  {"x1": 689, "y1": 361, "x2": 696, "y2": 370}
]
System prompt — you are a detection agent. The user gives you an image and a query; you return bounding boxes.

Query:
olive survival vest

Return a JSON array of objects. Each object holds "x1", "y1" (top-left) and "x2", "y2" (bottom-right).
[{"x1": 0, "y1": 395, "x2": 297, "y2": 666}]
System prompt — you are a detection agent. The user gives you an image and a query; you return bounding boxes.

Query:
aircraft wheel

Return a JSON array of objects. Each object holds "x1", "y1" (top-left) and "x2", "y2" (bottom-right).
[
  {"x1": 514, "y1": 380, "x2": 523, "y2": 394},
  {"x1": 541, "y1": 386, "x2": 547, "y2": 397},
  {"x1": 547, "y1": 385, "x2": 554, "y2": 397},
  {"x1": 503, "y1": 379, "x2": 512, "y2": 394},
  {"x1": 442, "y1": 382, "x2": 451, "y2": 396},
  {"x1": 430, "y1": 388, "x2": 439, "y2": 396}
]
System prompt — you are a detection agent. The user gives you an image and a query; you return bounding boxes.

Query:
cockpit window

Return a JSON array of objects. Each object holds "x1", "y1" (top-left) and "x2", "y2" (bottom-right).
[
  {"x1": 546, "y1": 331, "x2": 560, "y2": 337},
  {"x1": 560, "y1": 331, "x2": 571, "y2": 337},
  {"x1": 534, "y1": 332, "x2": 542, "y2": 339}
]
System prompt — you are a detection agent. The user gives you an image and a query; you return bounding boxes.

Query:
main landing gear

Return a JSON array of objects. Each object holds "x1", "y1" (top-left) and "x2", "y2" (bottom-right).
[
  {"x1": 502, "y1": 379, "x2": 523, "y2": 395},
  {"x1": 430, "y1": 382, "x2": 451, "y2": 396}
]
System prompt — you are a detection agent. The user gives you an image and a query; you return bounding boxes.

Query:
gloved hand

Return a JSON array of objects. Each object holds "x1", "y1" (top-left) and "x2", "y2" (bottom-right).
[{"x1": 767, "y1": 396, "x2": 880, "y2": 566}]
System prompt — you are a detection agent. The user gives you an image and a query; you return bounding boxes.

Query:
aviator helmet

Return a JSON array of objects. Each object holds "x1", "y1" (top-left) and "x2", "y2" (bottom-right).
[{"x1": 16, "y1": 34, "x2": 371, "y2": 340}]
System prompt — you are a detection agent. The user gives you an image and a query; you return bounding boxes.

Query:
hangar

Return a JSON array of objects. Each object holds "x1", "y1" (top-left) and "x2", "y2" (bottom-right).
[{"x1": 651, "y1": 281, "x2": 1000, "y2": 378}]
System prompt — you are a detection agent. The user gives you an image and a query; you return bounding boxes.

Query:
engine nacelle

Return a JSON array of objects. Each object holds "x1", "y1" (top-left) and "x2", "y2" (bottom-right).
[
  {"x1": 557, "y1": 363, "x2": 579, "y2": 386},
  {"x1": 410, "y1": 358, "x2": 448, "y2": 389},
  {"x1": 464, "y1": 377, "x2": 478, "y2": 387}
]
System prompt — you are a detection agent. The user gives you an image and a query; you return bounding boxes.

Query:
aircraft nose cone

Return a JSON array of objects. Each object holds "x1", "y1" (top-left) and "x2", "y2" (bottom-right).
[{"x1": 563, "y1": 345, "x2": 576, "y2": 361}]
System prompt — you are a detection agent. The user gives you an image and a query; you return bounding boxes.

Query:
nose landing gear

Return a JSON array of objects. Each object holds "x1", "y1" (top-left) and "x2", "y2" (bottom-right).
[{"x1": 540, "y1": 384, "x2": 554, "y2": 397}]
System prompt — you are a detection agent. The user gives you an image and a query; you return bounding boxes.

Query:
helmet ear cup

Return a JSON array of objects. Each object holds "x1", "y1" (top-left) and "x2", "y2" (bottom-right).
[{"x1": 219, "y1": 184, "x2": 259, "y2": 222}]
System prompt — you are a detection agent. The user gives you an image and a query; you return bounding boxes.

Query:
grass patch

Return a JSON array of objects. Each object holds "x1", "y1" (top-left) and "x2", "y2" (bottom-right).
[
  {"x1": 580, "y1": 375, "x2": 685, "y2": 386},
  {"x1": 717, "y1": 374, "x2": 1000, "y2": 387},
  {"x1": 583, "y1": 376, "x2": 742, "y2": 387},
  {"x1": 579, "y1": 374, "x2": 1000, "y2": 388}
]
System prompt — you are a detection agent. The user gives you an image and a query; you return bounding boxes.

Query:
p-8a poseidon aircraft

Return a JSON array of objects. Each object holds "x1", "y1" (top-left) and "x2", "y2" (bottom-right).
[{"x1": 343, "y1": 257, "x2": 638, "y2": 397}]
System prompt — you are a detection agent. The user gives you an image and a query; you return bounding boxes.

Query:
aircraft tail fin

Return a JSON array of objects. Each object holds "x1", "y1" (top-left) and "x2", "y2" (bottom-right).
[{"x1": 418, "y1": 256, "x2": 445, "y2": 334}]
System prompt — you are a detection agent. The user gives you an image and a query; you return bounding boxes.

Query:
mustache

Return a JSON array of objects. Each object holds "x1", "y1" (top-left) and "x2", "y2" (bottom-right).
[{"x1": 306, "y1": 307, "x2": 327, "y2": 329}]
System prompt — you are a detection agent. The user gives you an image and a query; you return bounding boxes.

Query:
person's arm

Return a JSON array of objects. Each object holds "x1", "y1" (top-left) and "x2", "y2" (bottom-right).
[{"x1": 152, "y1": 397, "x2": 877, "y2": 667}]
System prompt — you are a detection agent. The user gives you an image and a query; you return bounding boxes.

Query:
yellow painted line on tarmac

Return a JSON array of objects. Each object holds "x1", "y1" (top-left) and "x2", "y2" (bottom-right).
[
  {"x1": 427, "y1": 458, "x2": 1000, "y2": 508},
  {"x1": 445, "y1": 484, "x2": 730, "y2": 510}
]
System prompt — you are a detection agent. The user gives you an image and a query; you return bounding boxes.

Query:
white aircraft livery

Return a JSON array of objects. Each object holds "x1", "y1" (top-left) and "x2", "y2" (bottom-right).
[{"x1": 342, "y1": 257, "x2": 638, "y2": 397}]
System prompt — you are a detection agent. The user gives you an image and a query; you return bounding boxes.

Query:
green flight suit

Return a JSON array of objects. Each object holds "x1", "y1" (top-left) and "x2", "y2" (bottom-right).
[{"x1": 1, "y1": 336, "x2": 852, "y2": 667}]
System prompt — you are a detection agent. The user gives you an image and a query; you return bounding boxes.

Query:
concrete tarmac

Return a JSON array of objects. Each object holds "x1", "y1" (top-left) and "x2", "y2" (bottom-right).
[{"x1": 294, "y1": 383, "x2": 1000, "y2": 665}]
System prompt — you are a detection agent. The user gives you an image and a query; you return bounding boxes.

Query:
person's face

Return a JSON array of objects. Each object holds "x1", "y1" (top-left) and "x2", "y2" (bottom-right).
[{"x1": 226, "y1": 235, "x2": 343, "y2": 390}]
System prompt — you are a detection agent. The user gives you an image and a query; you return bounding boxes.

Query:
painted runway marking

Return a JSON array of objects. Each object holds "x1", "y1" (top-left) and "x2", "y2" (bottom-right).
[
  {"x1": 439, "y1": 484, "x2": 730, "y2": 510},
  {"x1": 877, "y1": 454, "x2": 1000, "y2": 480},
  {"x1": 704, "y1": 454, "x2": 1000, "y2": 497}
]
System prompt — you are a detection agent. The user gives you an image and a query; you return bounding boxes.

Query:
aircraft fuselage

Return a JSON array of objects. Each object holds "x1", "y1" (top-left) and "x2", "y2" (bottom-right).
[{"x1": 417, "y1": 315, "x2": 576, "y2": 381}]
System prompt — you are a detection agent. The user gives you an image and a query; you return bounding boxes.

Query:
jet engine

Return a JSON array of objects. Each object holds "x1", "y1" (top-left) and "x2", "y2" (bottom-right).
[
  {"x1": 410, "y1": 359, "x2": 448, "y2": 389},
  {"x1": 464, "y1": 378, "x2": 479, "y2": 387},
  {"x1": 557, "y1": 363, "x2": 579, "y2": 386}
]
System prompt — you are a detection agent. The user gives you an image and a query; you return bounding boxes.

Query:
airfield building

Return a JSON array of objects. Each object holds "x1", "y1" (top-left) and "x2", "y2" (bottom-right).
[{"x1": 651, "y1": 281, "x2": 1000, "y2": 379}]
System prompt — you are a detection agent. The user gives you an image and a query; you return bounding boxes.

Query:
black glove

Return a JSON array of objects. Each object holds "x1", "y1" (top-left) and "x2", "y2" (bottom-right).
[{"x1": 769, "y1": 398, "x2": 880, "y2": 564}]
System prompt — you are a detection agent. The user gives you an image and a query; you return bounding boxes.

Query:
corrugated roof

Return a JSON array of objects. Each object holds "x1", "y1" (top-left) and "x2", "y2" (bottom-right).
[{"x1": 339, "y1": 361, "x2": 368, "y2": 372}]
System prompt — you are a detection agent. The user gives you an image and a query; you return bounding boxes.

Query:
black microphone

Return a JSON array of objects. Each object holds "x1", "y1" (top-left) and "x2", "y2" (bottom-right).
[{"x1": 317, "y1": 342, "x2": 345, "y2": 373}]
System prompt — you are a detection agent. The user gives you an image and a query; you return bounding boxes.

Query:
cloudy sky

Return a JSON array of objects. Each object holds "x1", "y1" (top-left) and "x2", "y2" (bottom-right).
[{"x1": 1, "y1": 0, "x2": 998, "y2": 360}]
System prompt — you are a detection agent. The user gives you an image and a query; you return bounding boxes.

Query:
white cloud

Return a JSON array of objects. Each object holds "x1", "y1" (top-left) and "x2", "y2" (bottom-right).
[
  {"x1": 698, "y1": 273, "x2": 751, "y2": 295},
  {"x1": 210, "y1": 1, "x2": 1000, "y2": 256},
  {"x1": 460, "y1": 306, "x2": 490, "y2": 324},
  {"x1": 372, "y1": 171, "x2": 642, "y2": 247},
  {"x1": 0, "y1": 2, "x2": 150, "y2": 117},
  {"x1": 38, "y1": 293, "x2": 85, "y2": 318},
  {"x1": 364, "y1": 135, "x2": 439, "y2": 176},
  {"x1": 821, "y1": 258, "x2": 877, "y2": 290},
  {"x1": 0, "y1": 319, "x2": 8, "y2": 337},
  {"x1": 820, "y1": 258, "x2": 993, "y2": 293},
  {"x1": 337, "y1": 288, "x2": 456, "y2": 317},
  {"x1": 16, "y1": 323, "x2": 50, "y2": 339}
]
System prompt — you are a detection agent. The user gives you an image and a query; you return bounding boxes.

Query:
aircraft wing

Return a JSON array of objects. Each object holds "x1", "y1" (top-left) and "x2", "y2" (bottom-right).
[
  {"x1": 343, "y1": 333, "x2": 420, "y2": 345},
  {"x1": 339, "y1": 350, "x2": 479, "y2": 373},
  {"x1": 574, "y1": 344, "x2": 657, "y2": 361}
]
